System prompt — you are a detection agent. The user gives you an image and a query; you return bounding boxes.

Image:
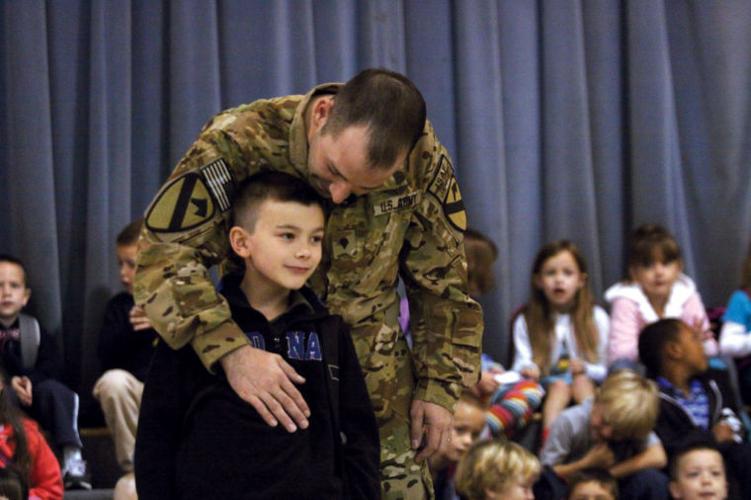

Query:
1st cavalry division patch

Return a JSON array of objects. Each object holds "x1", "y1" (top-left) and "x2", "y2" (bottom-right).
[
  {"x1": 146, "y1": 159, "x2": 234, "y2": 233},
  {"x1": 427, "y1": 155, "x2": 467, "y2": 232}
]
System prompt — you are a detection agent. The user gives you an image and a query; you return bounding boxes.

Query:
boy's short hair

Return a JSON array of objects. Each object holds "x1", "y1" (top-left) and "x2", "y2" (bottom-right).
[
  {"x1": 455, "y1": 439, "x2": 540, "y2": 500},
  {"x1": 0, "y1": 254, "x2": 27, "y2": 285},
  {"x1": 638, "y1": 318, "x2": 685, "y2": 378},
  {"x1": 668, "y1": 434, "x2": 721, "y2": 480},
  {"x1": 231, "y1": 171, "x2": 325, "y2": 232},
  {"x1": 568, "y1": 468, "x2": 618, "y2": 499},
  {"x1": 116, "y1": 218, "x2": 144, "y2": 246},
  {"x1": 596, "y1": 370, "x2": 659, "y2": 441}
]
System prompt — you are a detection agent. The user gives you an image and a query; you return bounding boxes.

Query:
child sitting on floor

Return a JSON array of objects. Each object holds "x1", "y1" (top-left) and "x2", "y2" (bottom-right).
[
  {"x1": 639, "y1": 318, "x2": 751, "y2": 499},
  {"x1": 668, "y1": 438, "x2": 728, "y2": 500},
  {"x1": 454, "y1": 439, "x2": 540, "y2": 500},
  {"x1": 511, "y1": 240, "x2": 609, "y2": 436},
  {"x1": 429, "y1": 391, "x2": 488, "y2": 500},
  {"x1": 568, "y1": 468, "x2": 618, "y2": 500},
  {"x1": 606, "y1": 224, "x2": 717, "y2": 366},
  {"x1": 0, "y1": 255, "x2": 88, "y2": 490},
  {"x1": 538, "y1": 370, "x2": 668, "y2": 500}
]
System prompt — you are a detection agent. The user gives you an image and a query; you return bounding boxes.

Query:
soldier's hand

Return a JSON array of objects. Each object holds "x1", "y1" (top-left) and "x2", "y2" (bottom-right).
[
  {"x1": 410, "y1": 400, "x2": 453, "y2": 463},
  {"x1": 220, "y1": 345, "x2": 310, "y2": 432}
]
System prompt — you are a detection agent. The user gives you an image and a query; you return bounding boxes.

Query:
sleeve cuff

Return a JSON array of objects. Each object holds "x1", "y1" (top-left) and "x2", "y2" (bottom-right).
[
  {"x1": 191, "y1": 321, "x2": 250, "y2": 372},
  {"x1": 413, "y1": 378, "x2": 462, "y2": 413}
]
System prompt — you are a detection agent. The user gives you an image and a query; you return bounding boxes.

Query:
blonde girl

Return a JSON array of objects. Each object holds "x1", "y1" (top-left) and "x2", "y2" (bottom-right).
[{"x1": 512, "y1": 240, "x2": 609, "y2": 433}]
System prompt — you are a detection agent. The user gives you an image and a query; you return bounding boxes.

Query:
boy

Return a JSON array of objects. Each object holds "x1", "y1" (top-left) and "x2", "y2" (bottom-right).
[
  {"x1": 568, "y1": 469, "x2": 618, "y2": 500},
  {"x1": 92, "y1": 219, "x2": 158, "y2": 487},
  {"x1": 668, "y1": 438, "x2": 727, "y2": 500},
  {"x1": 638, "y1": 318, "x2": 751, "y2": 498},
  {"x1": 135, "y1": 171, "x2": 380, "y2": 499},
  {"x1": 428, "y1": 391, "x2": 487, "y2": 499},
  {"x1": 538, "y1": 370, "x2": 668, "y2": 500},
  {"x1": 0, "y1": 255, "x2": 89, "y2": 489}
]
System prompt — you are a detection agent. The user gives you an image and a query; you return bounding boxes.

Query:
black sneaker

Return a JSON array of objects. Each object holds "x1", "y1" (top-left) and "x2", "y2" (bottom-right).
[{"x1": 63, "y1": 458, "x2": 92, "y2": 490}]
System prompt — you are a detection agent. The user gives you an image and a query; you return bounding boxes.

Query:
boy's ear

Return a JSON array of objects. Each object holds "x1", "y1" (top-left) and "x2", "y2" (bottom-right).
[
  {"x1": 228, "y1": 226, "x2": 253, "y2": 259},
  {"x1": 21, "y1": 287, "x2": 30, "y2": 307},
  {"x1": 665, "y1": 339, "x2": 683, "y2": 360},
  {"x1": 668, "y1": 480, "x2": 682, "y2": 499}
]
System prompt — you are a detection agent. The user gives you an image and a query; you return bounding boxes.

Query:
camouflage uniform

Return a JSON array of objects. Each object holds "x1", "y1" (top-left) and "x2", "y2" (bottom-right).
[{"x1": 135, "y1": 83, "x2": 483, "y2": 499}]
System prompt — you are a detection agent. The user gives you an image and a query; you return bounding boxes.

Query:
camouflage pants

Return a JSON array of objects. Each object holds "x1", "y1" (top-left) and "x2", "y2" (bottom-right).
[{"x1": 353, "y1": 323, "x2": 434, "y2": 500}]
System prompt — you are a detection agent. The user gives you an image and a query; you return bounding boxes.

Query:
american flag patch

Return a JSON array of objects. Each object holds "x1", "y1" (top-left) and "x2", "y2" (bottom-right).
[{"x1": 200, "y1": 159, "x2": 234, "y2": 212}]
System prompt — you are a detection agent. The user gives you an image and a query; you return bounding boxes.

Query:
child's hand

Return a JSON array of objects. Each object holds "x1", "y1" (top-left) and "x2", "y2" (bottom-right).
[
  {"x1": 11, "y1": 376, "x2": 32, "y2": 406},
  {"x1": 712, "y1": 421, "x2": 736, "y2": 443},
  {"x1": 472, "y1": 370, "x2": 501, "y2": 398},
  {"x1": 582, "y1": 442, "x2": 615, "y2": 469},
  {"x1": 569, "y1": 359, "x2": 586, "y2": 376},
  {"x1": 129, "y1": 305, "x2": 153, "y2": 331},
  {"x1": 521, "y1": 366, "x2": 540, "y2": 381}
]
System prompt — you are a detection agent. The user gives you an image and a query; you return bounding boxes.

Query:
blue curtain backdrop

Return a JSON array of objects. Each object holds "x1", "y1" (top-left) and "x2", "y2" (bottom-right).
[{"x1": 2, "y1": 0, "x2": 751, "y2": 414}]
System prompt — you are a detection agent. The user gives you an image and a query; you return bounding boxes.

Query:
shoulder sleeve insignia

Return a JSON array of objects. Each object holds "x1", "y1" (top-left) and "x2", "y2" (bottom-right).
[
  {"x1": 145, "y1": 159, "x2": 235, "y2": 233},
  {"x1": 427, "y1": 155, "x2": 467, "y2": 232}
]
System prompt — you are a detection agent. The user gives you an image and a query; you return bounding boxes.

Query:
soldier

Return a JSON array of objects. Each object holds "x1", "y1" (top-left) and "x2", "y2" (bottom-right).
[{"x1": 135, "y1": 68, "x2": 483, "y2": 499}]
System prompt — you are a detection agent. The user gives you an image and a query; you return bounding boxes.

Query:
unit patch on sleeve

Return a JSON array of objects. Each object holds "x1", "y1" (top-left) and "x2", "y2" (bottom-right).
[
  {"x1": 145, "y1": 158, "x2": 235, "y2": 233},
  {"x1": 427, "y1": 155, "x2": 467, "y2": 232}
]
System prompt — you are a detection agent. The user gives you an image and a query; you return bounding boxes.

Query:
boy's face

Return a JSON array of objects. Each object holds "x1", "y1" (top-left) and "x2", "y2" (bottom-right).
[
  {"x1": 486, "y1": 476, "x2": 536, "y2": 500},
  {"x1": 534, "y1": 250, "x2": 586, "y2": 313},
  {"x1": 239, "y1": 199, "x2": 325, "y2": 291},
  {"x1": 570, "y1": 480, "x2": 615, "y2": 500},
  {"x1": 673, "y1": 324, "x2": 708, "y2": 375},
  {"x1": 116, "y1": 244, "x2": 138, "y2": 294},
  {"x1": 630, "y1": 258, "x2": 682, "y2": 303},
  {"x1": 589, "y1": 403, "x2": 615, "y2": 441},
  {"x1": 0, "y1": 262, "x2": 30, "y2": 324},
  {"x1": 444, "y1": 401, "x2": 486, "y2": 463},
  {"x1": 669, "y1": 449, "x2": 727, "y2": 500}
]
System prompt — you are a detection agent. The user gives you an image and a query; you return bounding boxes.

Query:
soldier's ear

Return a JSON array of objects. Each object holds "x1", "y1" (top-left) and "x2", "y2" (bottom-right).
[
  {"x1": 309, "y1": 96, "x2": 334, "y2": 133},
  {"x1": 229, "y1": 226, "x2": 253, "y2": 258}
]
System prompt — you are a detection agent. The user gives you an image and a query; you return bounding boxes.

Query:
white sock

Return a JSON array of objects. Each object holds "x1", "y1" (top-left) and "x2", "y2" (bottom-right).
[{"x1": 63, "y1": 446, "x2": 83, "y2": 472}]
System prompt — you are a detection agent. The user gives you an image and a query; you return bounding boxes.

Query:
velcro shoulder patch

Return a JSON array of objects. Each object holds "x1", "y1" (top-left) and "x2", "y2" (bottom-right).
[
  {"x1": 427, "y1": 155, "x2": 467, "y2": 232},
  {"x1": 146, "y1": 159, "x2": 234, "y2": 234}
]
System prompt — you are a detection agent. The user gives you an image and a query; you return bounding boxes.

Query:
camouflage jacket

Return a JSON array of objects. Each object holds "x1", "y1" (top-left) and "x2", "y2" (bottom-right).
[{"x1": 135, "y1": 83, "x2": 483, "y2": 411}]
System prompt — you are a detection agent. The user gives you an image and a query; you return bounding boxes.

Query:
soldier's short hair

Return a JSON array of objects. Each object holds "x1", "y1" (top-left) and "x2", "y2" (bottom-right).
[
  {"x1": 322, "y1": 68, "x2": 426, "y2": 170},
  {"x1": 232, "y1": 171, "x2": 324, "y2": 232},
  {"x1": 596, "y1": 370, "x2": 659, "y2": 442},
  {"x1": 116, "y1": 218, "x2": 144, "y2": 246}
]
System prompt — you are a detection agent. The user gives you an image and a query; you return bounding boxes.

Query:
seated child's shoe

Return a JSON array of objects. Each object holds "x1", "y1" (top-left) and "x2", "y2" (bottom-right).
[{"x1": 63, "y1": 458, "x2": 92, "y2": 490}]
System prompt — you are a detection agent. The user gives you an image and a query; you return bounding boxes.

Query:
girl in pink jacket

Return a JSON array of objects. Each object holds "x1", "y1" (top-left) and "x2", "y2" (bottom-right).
[{"x1": 605, "y1": 224, "x2": 718, "y2": 364}]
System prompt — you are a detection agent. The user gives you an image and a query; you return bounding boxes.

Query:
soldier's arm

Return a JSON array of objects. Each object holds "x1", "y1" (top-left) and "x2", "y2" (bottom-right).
[
  {"x1": 135, "y1": 128, "x2": 249, "y2": 369},
  {"x1": 401, "y1": 122, "x2": 483, "y2": 412}
]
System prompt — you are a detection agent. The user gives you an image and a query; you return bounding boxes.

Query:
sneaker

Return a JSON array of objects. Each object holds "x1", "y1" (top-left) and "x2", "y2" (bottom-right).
[{"x1": 63, "y1": 458, "x2": 92, "y2": 490}]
